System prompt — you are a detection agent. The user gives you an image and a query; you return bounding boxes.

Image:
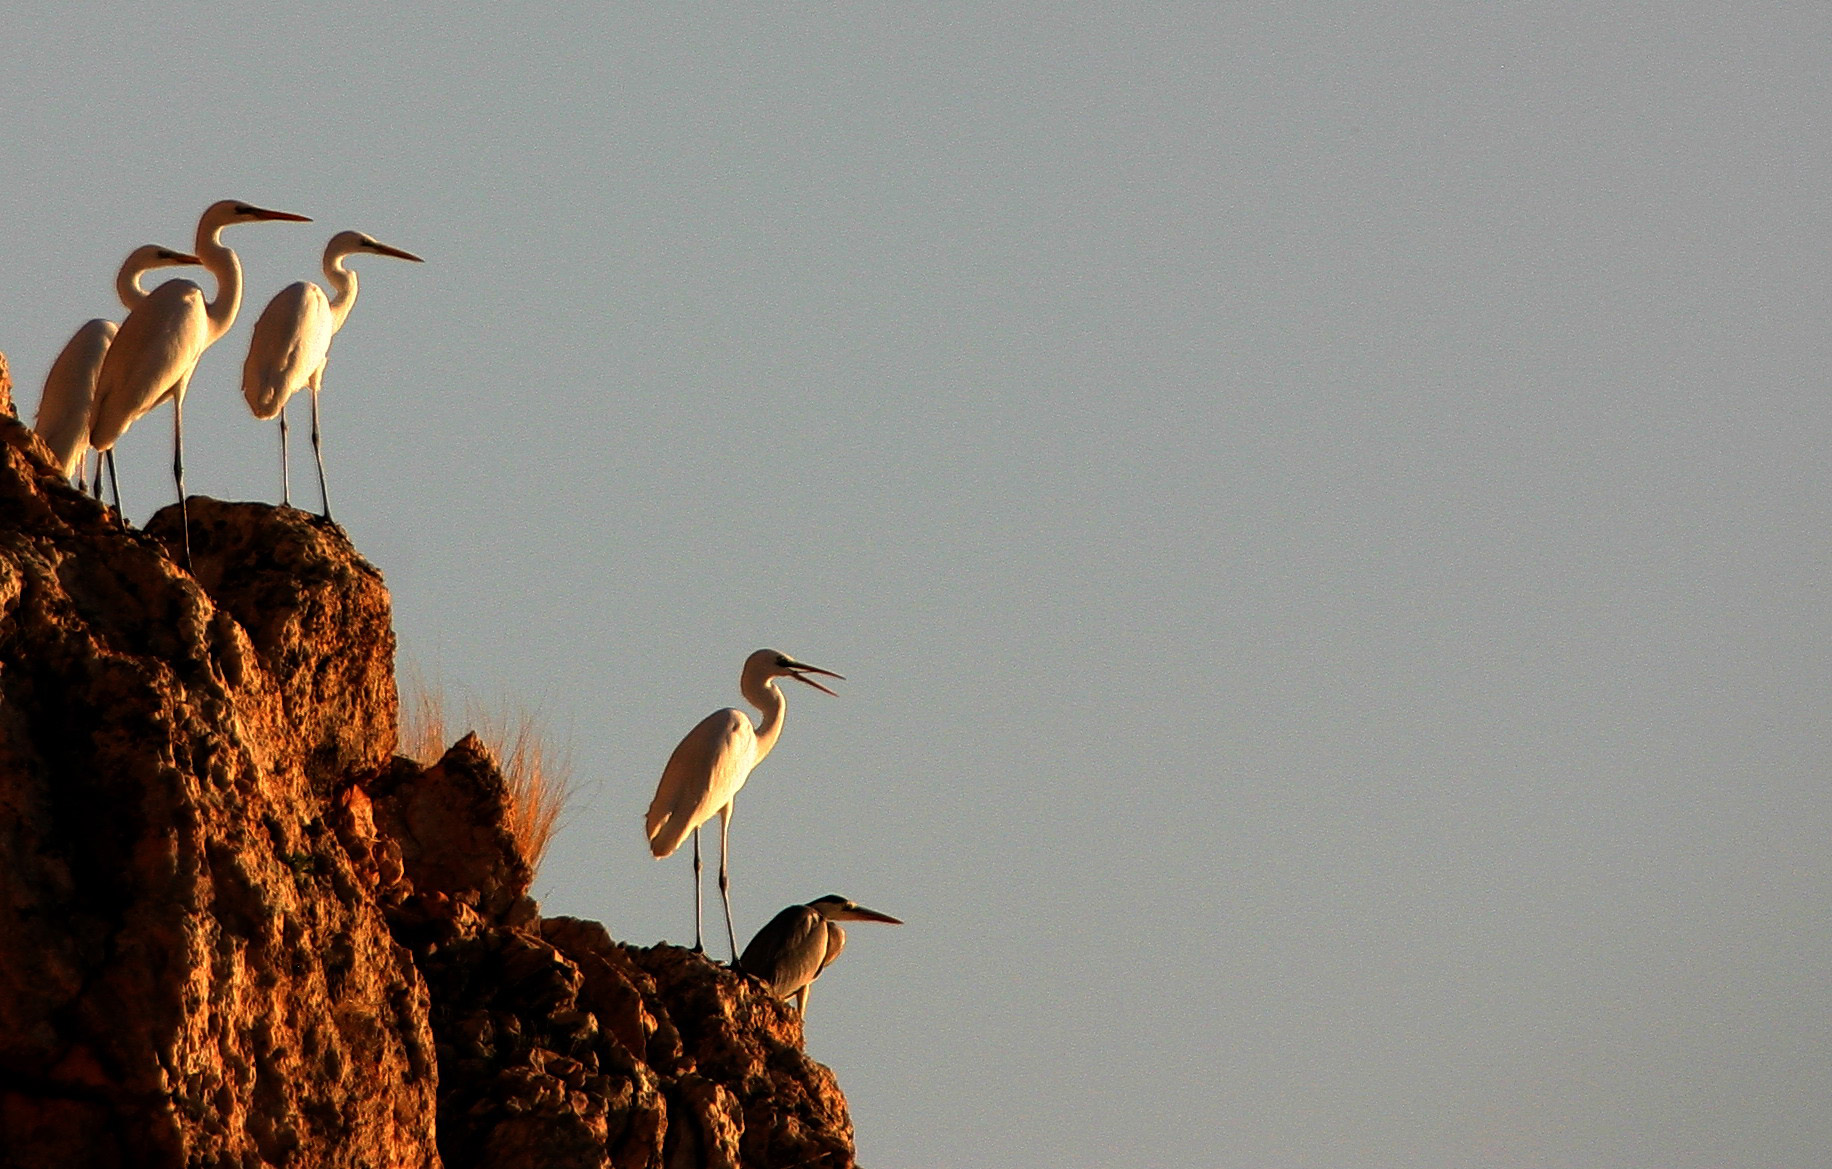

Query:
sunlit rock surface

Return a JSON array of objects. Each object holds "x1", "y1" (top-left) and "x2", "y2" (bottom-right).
[
  {"x1": 0, "y1": 390, "x2": 436, "y2": 1167},
  {"x1": 0, "y1": 355, "x2": 859, "y2": 1168}
]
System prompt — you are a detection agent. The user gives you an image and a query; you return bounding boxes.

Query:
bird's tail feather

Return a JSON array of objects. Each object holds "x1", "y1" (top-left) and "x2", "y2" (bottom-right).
[{"x1": 646, "y1": 809, "x2": 686, "y2": 858}]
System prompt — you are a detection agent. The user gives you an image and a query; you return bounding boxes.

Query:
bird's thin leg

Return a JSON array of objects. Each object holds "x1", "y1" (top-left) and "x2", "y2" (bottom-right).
[
  {"x1": 795, "y1": 983, "x2": 811, "y2": 1016},
  {"x1": 74, "y1": 455, "x2": 87, "y2": 494},
  {"x1": 309, "y1": 384, "x2": 333, "y2": 521},
  {"x1": 173, "y1": 396, "x2": 193, "y2": 570},
  {"x1": 90, "y1": 454, "x2": 104, "y2": 501},
  {"x1": 718, "y1": 806, "x2": 739, "y2": 963},
  {"x1": 691, "y1": 828, "x2": 705, "y2": 954},
  {"x1": 105, "y1": 451, "x2": 123, "y2": 520},
  {"x1": 278, "y1": 409, "x2": 291, "y2": 508}
]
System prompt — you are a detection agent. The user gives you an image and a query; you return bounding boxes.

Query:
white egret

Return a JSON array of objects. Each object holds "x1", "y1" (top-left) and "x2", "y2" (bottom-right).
[
  {"x1": 89, "y1": 199, "x2": 312, "y2": 562},
  {"x1": 647, "y1": 649, "x2": 844, "y2": 960},
  {"x1": 241, "y1": 230, "x2": 423, "y2": 518},
  {"x1": 738, "y1": 895, "x2": 902, "y2": 1016},
  {"x1": 33, "y1": 245, "x2": 201, "y2": 488}
]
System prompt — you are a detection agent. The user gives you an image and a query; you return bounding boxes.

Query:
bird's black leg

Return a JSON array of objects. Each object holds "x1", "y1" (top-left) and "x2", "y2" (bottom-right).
[
  {"x1": 105, "y1": 450, "x2": 123, "y2": 520},
  {"x1": 718, "y1": 806, "x2": 739, "y2": 963},
  {"x1": 691, "y1": 828, "x2": 705, "y2": 954},
  {"x1": 279, "y1": 409, "x2": 291, "y2": 508},
  {"x1": 173, "y1": 397, "x2": 193, "y2": 570},
  {"x1": 309, "y1": 386, "x2": 333, "y2": 522}
]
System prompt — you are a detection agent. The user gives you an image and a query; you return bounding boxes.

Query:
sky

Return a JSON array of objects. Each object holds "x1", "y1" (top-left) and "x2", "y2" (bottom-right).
[{"x1": 3, "y1": 5, "x2": 1830, "y2": 1167}]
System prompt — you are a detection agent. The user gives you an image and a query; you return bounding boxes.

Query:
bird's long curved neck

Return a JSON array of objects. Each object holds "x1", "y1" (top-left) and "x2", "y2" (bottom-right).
[
  {"x1": 323, "y1": 254, "x2": 360, "y2": 331},
  {"x1": 115, "y1": 262, "x2": 157, "y2": 311},
  {"x1": 195, "y1": 223, "x2": 242, "y2": 342},
  {"x1": 745, "y1": 680, "x2": 789, "y2": 765}
]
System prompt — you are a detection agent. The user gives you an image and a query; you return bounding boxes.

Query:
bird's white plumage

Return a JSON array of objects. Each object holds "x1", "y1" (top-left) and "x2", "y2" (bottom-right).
[
  {"x1": 89, "y1": 279, "x2": 211, "y2": 451},
  {"x1": 646, "y1": 706, "x2": 755, "y2": 858},
  {"x1": 241, "y1": 230, "x2": 420, "y2": 421},
  {"x1": 36, "y1": 319, "x2": 117, "y2": 476},
  {"x1": 243, "y1": 281, "x2": 334, "y2": 419},
  {"x1": 36, "y1": 243, "x2": 200, "y2": 479},
  {"x1": 90, "y1": 201, "x2": 311, "y2": 456}
]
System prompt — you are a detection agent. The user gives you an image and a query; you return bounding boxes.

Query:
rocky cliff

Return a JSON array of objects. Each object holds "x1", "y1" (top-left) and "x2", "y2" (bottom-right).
[{"x1": 0, "y1": 354, "x2": 859, "y2": 1169}]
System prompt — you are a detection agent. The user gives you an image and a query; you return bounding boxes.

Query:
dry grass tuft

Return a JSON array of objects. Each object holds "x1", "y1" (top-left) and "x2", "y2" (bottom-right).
[
  {"x1": 397, "y1": 673, "x2": 575, "y2": 874},
  {"x1": 397, "y1": 672, "x2": 451, "y2": 765}
]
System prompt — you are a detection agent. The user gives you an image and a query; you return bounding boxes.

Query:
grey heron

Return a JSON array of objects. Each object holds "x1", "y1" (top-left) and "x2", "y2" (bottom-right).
[{"x1": 739, "y1": 895, "x2": 903, "y2": 1015}]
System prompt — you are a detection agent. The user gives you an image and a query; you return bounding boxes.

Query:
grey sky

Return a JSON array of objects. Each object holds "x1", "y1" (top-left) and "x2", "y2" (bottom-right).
[{"x1": 4, "y1": 5, "x2": 1828, "y2": 1166}]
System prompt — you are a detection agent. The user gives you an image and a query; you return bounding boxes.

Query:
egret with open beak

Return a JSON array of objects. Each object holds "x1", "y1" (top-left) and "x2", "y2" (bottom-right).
[{"x1": 646, "y1": 649, "x2": 845, "y2": 959}]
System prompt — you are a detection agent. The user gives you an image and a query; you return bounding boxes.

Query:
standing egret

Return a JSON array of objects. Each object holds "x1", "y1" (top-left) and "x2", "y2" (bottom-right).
[
  {"x1": 89, "y1": 199, "x2": 312, "y2": 562},
  {"x1": 739, "y1": 895, "x2": 903, "y2": 1016},
  {"x1": 647, "y1": 649, "x2": 844, "y2": 960},
  {"x1": 241, "y1": 230, "x2": 423, "y2": 518},
  {"x1": 33, "y1": 245, "x2": 201, "y2": 489}
]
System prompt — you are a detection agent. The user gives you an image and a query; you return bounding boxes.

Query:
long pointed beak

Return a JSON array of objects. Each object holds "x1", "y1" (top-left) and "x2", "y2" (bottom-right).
[
  {"x1": 250, "y1": 206, "x2": 313, "y2": 223},
  {"x1": 838, "y1": 905, "x2": 903, "y2": 925},
  {"x1": 786, "y1": 661, "x2": 844, "y2": 696},
  {"x1": 370, "y1": 242, "x2": 425, "y2": 263}
]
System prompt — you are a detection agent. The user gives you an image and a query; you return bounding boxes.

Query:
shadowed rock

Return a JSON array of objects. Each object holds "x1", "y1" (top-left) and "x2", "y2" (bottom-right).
[
  {"x1": 0, "y1": 354, "x2": 864, "y2": 1169},
  {"x1": 370, "y1": 734, "x2": 535, "y2": 924}
]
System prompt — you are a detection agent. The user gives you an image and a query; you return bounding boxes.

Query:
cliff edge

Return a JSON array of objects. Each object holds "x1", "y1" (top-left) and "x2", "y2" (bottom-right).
[{"x1": 0, "y1": 355, "x2": 857, "y2": 1169}]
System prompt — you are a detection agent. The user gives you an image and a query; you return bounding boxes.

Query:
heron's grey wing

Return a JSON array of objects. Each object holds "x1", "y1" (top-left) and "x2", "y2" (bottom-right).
[{"x1": 738, "y1": 904, "x2": 828, "y2": 998}]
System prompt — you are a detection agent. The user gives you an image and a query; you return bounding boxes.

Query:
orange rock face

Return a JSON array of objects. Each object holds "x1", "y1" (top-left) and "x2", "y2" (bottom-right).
[
  {"x1": 0, "y1": 390, "x2": 436, "y2": 1167},
  {"x1": 0, "y1": 360, "x2": 860, "y2": 1169}
]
